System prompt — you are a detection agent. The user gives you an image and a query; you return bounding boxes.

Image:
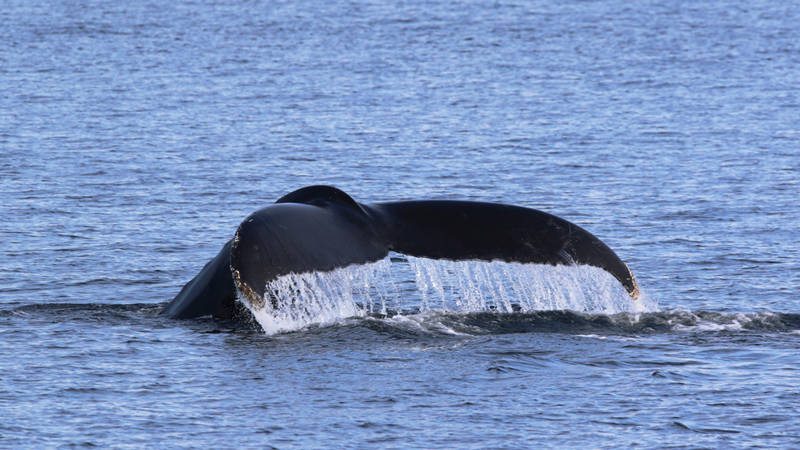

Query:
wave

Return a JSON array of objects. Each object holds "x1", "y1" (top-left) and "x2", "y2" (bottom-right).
[
  {"x1": 3, "y1": 257, "x2": 794, "y2": 337},
  {"x1": 363, "y1": 309, "x2": 800, "y2": 336},
  {"x1": 2, "y1": 303, "x2": 798, "y2": 337}
]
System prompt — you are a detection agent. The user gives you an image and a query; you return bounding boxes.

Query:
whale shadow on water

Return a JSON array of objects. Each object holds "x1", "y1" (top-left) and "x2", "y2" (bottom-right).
[{"x1": 163, "y1": 186, "x2": 641, "y2": 324}]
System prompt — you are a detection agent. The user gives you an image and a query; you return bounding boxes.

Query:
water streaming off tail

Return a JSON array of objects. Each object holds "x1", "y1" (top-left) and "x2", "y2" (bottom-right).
[
  {"x1": 242, "y1": 258, "x2": 394, "y2": 335},
  {"x1": 241, "y1": 254, "x2": 655, "y2": 334},
  {"x1": 408, "y1": 256, "x2": 656, "y2": 315}
]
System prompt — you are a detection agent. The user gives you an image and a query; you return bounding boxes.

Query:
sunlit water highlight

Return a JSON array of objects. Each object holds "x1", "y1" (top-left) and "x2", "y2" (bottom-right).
[{"x1": 244, "y1": 255, "x2": 657, "y2": 335}]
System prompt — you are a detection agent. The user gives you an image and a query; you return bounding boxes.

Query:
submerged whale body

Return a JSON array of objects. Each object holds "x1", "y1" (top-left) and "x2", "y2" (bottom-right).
[{"x1": 163, "y1": 186, "x2": 640, "y2": 319}]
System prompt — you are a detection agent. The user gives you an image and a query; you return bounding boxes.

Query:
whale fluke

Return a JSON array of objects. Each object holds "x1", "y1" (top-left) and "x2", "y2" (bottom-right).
[{"x1": 164, "y1": 186, "x2": 639, "y2": 319}]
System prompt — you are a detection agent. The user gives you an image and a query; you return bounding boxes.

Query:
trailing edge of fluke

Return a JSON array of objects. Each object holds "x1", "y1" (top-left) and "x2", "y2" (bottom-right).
[{"x1": 163, "y1": 186, "x2": 640, "y2": 320}]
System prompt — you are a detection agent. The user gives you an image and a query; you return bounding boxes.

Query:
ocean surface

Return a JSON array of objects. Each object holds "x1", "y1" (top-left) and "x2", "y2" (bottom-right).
[{"x1": 2, "y1": 0, "x2": 799, "y2": 447}]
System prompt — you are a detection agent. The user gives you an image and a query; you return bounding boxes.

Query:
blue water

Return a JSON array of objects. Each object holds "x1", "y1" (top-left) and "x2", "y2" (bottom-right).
[{"x1": 2, "y1": 0, "x2": 799, "y2": 447}]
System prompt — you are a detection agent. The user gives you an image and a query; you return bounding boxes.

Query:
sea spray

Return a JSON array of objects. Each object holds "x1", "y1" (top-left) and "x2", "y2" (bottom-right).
[{"x1": 239, "y1": 254, "x2": 656, "y2": 334}]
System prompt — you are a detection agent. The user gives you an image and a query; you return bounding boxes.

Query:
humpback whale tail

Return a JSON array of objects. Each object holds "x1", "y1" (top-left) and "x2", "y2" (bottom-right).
[{"x1": 164, "y1": 186, "x2": 639, "y2": 320}]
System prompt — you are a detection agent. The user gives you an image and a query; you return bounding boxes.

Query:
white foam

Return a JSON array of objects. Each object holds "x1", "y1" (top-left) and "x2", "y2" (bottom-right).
[
  {"x1": 670, "y1": 312, "x2": 750, "y2": 333},
  {"x1": 238, "y1": 254, "x2": 655, "y2": 335}
]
